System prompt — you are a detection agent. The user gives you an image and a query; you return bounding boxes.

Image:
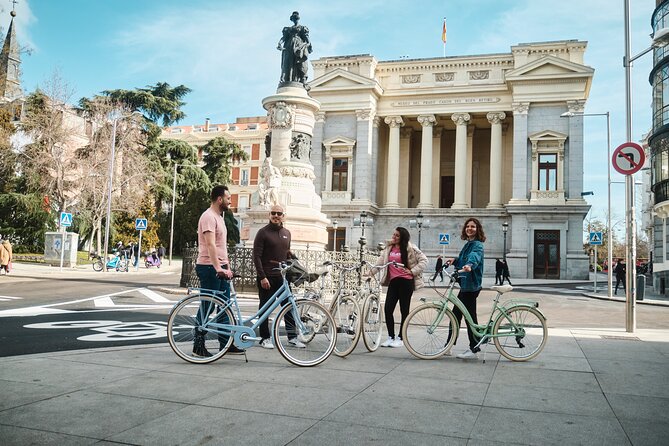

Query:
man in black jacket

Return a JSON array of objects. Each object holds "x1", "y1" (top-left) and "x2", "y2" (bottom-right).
[
  {"x1": 614, "y1": 259, "x2": 626, "y2": 295},
  {"x1": 253, "y1": 205, "x2": 303, "y2": 349}
]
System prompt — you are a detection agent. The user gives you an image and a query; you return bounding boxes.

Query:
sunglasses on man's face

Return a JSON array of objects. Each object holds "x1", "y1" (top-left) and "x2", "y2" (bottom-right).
[{"x1": 271, "y1": 211, "x2": 284, "y2": 216}]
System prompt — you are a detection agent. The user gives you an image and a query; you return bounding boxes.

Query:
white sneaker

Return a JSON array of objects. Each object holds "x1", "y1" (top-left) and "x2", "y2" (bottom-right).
[
  {"x1": 288, "y1": 338, "x2": 306, "y2": 348},
  {"x1": 390, "y1": 338, "x2": 404, "y2": 348},
  {"x1": 259, "y1": 339, "x2": 274, "y2": 349},
  {"x1": 456, "y1": 349, "x2": 478, "y2": 360},
  {"x1": 380, "y1": 336, "x2": 394, "y2": 347}
]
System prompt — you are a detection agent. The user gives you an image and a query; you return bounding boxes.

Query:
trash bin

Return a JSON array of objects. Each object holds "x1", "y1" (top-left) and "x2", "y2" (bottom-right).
[{"x1": 636, "y1": 274, "x2": 646, "y2": 301}]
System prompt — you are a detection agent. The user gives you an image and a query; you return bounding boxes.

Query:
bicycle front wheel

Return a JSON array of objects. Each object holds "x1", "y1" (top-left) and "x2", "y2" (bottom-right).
[
  {"x1": 331, "y1": 295, "x2": 361, "y2": 357},
  {"x1": 362, "y1": 294, "x2": 383, "y2": 352},
  {"x1": 167, "y1": 294, "x2": 234, "y2": 364},
  {"x1": 492, "y1": 306, "x2": 547, "y2": 361},
  {"x1": 402, "y1": 303, "x2": 458, "y2": 360},
  {"x1": 274, "y1": 300, "x2": 336, "y2": 367}
]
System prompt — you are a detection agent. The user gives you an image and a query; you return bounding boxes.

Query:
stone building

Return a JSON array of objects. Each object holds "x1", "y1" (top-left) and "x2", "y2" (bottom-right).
[{"x1": 308, "y1": 40, "x2": 594, "y2": 279}]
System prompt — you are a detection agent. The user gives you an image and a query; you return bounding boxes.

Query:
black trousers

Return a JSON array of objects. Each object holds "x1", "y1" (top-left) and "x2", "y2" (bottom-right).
[
  {"x1": 384, "y1": 277, "x2": 414, "y2": 339},
  {"x1": 615, "y1": 276, "x2": 626, "y2": 294},
  {"x1": 447, "y1": 289, "x2": 482, "y2": 352},
  {"x1": 257, "y1": 276, "x2": 295, "y2": 340},
  {"x1": 431, "y1": 270, "x2": 444, "y2": 281}
]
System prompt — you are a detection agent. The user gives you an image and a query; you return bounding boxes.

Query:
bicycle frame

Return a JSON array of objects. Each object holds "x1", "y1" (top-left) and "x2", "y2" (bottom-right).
[{"x1": 189, "y1": 274, "x2": 308, "y2": 349}]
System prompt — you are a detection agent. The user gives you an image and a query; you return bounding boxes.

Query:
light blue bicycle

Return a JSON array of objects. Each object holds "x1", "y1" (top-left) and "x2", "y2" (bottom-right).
[{"x1": 167, "y1": 260, "x2": 337, "y2": 367}]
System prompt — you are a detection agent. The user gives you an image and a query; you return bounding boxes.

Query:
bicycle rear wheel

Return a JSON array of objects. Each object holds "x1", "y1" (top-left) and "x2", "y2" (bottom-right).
[
  {"x1": 402, "y1": 303, "x2": 458, "y2": 360},
  {"x1": 274, "y1": 300, "x2": 336, "y2": 367},
  {"x1": 492, "y1": 306, "x2": 547, "y2": 361},
  {"x1": 167, "y1": 294, "x2": 234, "y2": 364},
  {"x1": 362, "y1": 294, "x2": 383, "y2": 352},
  {"x1": 92, "y1": 260, "x2": 103, "y2": 272},
  {"x1": 331, "y1": 295, "x2": 361, "y2": 357}
]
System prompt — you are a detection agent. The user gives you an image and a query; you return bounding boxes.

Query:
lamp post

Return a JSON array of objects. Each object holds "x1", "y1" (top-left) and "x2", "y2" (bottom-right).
[
  {"x1": 622, "y1": 3, "x2": 669, "y2": 332},
  {"x1": 409, "y1": 211, "x2": 430, "y2": 249},
  {"x1": 168, "y1": 163, "x2": 199, "y2": 266},
  {"x1": 332, "y1": 220, "x2": 338, "y2": 252},
  {"x1": 561, "y1": 111, "x2": 612, "y2": 297},
  {"x1": 102, "y1": 111, "x2": 141, "y2": 272},
  {"x1": 502, "y1": 222, "x2": 508, "y2": 262}
]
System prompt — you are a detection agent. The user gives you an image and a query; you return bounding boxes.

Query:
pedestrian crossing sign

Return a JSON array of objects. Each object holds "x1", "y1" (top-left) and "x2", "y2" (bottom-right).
[
  {"x1": 60, "y1": 212, "x2": 72, "y2": 227},
  {"x1": 135, "y1": 218, "x2": 148, "y2": 231},
  {"x1": 589, "y1": 231, "x2": 603, "y2": 245},
  {"x1": 439, "y1": 233, "x2": 450, "y2": 245}
]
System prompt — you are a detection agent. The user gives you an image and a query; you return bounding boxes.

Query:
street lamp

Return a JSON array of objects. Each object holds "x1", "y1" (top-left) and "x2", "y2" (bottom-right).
[
  {"x1": 502, "y1": 222, "x2": 508, "y2": 262},
  {"x1": 102, "y1": 110, "x2": 141, "y2": 272},
  {"x1": 621, "y1": 4, "x2": 669, "y2": 331},
  {"x1": 169, "y1": 163, "x2": 200, "y2": 266},
  {"x1": 409, "y1": 211, "x2": 430, "y2": 249},
  {"x1": 332, "y1": 219, "x2": 338, "y2": 252},
  {"x1": 352, "y1": 210, "x2": 373, "y2": 238},
  {"x1": 561, "y1": 111, "x2": 612, "y2": 298}
]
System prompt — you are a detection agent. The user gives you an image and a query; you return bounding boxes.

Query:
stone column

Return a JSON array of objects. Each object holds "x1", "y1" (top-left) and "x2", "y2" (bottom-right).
[
  {"x1": 509, "y1": 102, "x2": 530, "y2": 204},
  {"x1": 566, "y1": 100, "x2": 586, "y2": 200},
  {"x1": 371, "y1": 116, "x2": 381, "y2": 205},
  {"x1": 417, "y1": 114, "x2": 436, "y2": 208},
  {"x1": 399, "y1": 127, "x2": 412, "y2": 207},
  {"x1": 451, "y1": 112, "x2": 470, "y2": 209},
  {"x1": 466, "y1": 125, "x2": 475, "y2": 207},
  {"x1": 312, "y1": 111, "x2": 326, "y2": 193},
  {"x1": 384, "y1": 116, "x2": 403, "y2": 208},
  {"x1": 487, "y1": 111, "x2": 506, "y2": 208},
  {"x1": 353, "y1": 109, "x2": 374, "y2": 204},
  {"x1": 432, "y1": 126, "x2": 442, "y2": 207}
]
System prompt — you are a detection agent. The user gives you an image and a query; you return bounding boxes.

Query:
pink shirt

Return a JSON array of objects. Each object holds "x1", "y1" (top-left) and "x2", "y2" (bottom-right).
[
  {"x1": 388, "y1": 247, "x2": 413, "y2": 281},
  {"x1": 196, "y1": 208, "x2": 228, "y2": 266}
]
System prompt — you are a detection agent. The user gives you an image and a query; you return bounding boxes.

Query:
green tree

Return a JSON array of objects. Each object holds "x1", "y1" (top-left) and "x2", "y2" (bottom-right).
[{"x1": 201, "y1": 136, "x2": 249, "y2": 185}]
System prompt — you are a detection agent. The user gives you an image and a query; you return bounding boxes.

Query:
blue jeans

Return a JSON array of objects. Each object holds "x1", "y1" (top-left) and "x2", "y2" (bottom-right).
[{"x1": 195, "y1": 264, "x2": 231, "y2": 344}]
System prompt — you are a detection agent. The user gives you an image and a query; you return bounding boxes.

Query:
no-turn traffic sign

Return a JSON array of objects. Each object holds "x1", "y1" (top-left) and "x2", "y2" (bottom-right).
[{"x1": 612, "y1": 142, "x2": 645, "y2": 175}]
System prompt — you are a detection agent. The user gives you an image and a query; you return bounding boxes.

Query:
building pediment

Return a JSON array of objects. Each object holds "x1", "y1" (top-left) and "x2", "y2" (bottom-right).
[
  {"x1": 529, "y1": 129, "x2": 568, "y2": 141},
  {"x1": 506, "y1": 55, "x2": 594, "y2": 80},
  {"x1": 310, "y1": 68, "x2": 383, "y2": 95}
]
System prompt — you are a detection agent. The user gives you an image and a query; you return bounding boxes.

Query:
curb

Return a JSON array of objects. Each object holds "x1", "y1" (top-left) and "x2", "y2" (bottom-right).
[{"x1": 580, "y1": 292, "x2": 669, "y2": 307}]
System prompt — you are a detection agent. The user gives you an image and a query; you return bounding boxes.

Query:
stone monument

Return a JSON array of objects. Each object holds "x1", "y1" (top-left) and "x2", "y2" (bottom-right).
[{"x1": 245, "y1": 11, "x2": 329, "y2": 249}]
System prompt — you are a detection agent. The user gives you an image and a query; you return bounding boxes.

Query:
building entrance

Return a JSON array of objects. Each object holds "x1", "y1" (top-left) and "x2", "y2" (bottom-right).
[{"x1": 534, "y1": 230, "x2": 560, "y2": 279}]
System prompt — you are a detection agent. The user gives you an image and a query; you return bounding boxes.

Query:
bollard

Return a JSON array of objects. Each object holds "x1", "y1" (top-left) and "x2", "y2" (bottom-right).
[{"x1": 636, "y1": 274, "x2": 646, "y2": 301}]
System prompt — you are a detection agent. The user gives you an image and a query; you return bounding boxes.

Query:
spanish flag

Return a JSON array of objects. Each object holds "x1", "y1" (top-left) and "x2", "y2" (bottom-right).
[{"x1": 442, "y1": 18, "x2": 447, "y2": 44}]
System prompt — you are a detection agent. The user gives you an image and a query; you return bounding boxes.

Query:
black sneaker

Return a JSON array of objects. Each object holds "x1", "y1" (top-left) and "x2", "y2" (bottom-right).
[
  {"x1": 224, "y1": 344, "x2": 246, "y2": 355},
  {"x1": 193, "y1": 335, "x2": 212, "y2": 357}
]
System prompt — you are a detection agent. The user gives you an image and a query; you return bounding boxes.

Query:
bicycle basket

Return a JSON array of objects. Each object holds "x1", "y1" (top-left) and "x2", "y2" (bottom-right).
[{"x1": 286, "y1": 260, "x2": 320, "y2": 286}]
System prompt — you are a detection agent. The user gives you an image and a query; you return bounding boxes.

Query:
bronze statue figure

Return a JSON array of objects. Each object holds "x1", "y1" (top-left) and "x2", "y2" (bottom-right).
[{"x1": 277, "y1": 11, "x2": 312, "y2": 89}]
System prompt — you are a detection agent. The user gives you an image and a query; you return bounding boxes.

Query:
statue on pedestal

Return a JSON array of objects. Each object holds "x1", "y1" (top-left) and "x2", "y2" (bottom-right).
[
  {"x1": 277, "y1": 11, "x2": 312, "y2": 89},
  {"x1": 258, "y1": 158, "x2": 282, "y2": 207}
]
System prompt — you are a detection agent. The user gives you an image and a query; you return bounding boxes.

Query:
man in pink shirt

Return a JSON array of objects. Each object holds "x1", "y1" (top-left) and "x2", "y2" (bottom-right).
[{"x1": 193, "y1": 185, "x2": 243, "y2": 356}]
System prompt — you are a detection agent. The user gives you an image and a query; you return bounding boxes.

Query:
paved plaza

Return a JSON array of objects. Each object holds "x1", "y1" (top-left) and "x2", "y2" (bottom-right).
[{"x1": 1, "y1": 264, "x2": 668, "y2": 445}]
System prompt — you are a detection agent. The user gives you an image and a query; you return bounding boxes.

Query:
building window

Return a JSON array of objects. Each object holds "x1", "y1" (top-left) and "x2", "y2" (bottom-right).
[
  {"x1": 170, "y1": 128, "x2": 183, "y2": 134},
  {"x1": 538, "y1": 153, "x2": 557, "y2": 191},
  {"x1": 238, "y1": 194, "x2": 249, "y2": 211},
  {"x1": 332, "y1": 158, "x2": 348, "y2": 191},
  {"x1": 240, "y1": 168, "x2": 250, "y2": 186},
  {"x1": 242, "y1": 145, "x2": 252, "y2": 158}
]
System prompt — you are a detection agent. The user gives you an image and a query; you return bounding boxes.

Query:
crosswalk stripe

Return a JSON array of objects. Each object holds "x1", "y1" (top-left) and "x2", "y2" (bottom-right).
[
  {"x1": 0, "y1": 295, "x2": 22, "y2": 301},
  {"x1": 137, "y1": 288, "x2": 172, "y2": 303}
]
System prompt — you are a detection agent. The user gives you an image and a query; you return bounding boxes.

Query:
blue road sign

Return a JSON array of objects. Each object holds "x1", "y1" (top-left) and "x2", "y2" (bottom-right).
[
  {"x1": 60, "y1": 212, "x2": 72, "y2": 227},
  {"x1": 439, "y1": 233, "x2": 450, "y2": 245},
  {"x1": 135, "y1": 218, "x2": 148, "y2": 231},
  {"x1": 589, "y1": 231, "x2": 603, "y2": 245}
]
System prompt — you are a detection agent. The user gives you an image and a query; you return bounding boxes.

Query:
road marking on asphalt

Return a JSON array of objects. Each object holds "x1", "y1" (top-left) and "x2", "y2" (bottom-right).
[
  {"x1": 0, "y1": 289, "x2": 138, "y2": 317},
  {"x1": 0, "y1": 295, "x2": 22, "y2": 301},
  {"x1": 137, "y1": 288, "x2": 172, "y2": 303}
]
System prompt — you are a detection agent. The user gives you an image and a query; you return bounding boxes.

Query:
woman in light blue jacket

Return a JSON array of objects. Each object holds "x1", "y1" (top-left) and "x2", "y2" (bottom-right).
[{"x1": 446, "y1": 217, "x2": 486, "y2": 360}]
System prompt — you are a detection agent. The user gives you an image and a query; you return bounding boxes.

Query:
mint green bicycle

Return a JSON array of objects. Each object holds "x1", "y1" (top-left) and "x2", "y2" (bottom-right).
[{"x1": 402, "y1": 267, "x2": 548, "y2": 361}]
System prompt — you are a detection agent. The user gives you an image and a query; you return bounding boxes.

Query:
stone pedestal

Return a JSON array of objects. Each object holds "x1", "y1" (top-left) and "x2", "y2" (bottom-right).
[{"x1": 244, "y1": 86, "x2": 330, "y2": 250}]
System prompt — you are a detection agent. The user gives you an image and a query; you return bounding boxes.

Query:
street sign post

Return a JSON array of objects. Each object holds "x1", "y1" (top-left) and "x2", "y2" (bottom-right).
[
  {"x1": 58, "y1": 212, "x2": 73, "y2": 271},
  {"x1": 135, "y1": 218, "x2": 147, "y2": 272},
  {"x1": 438, "y1": 233, "x2": 450, "y2": 256},
  {"x1": 589, "y1": 231, "x2": 603, "y2": 293}
]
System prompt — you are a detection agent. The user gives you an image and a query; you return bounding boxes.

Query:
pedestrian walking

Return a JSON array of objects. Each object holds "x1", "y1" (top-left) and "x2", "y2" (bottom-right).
[
  {"x1": 501, "y1": 259, "x2": 512, "y2": 285},
  {"x1": 614, "y1": 259, "x2": 626, "y2": 295},
  {"x1": 445, "y1": 217, "x2": 486, "y2": 360},
  {"x1": 431, "y1": 255, "x2": 444, "y2": 282},
  {"x1": 192, "y1": 185, "x2": 243, "y2": 357},
  {"x1": 0, "y1": 237, "x2": 12, "y2": 275},
  {"x1": 253, "y1": 204, "x2": 304, "y2": 350},
  {"x1": 495, "y1": 258, "x2": 504, "y2": 285},
  {"x1": 375, "y1": 227, "x2": 428, "y2": 348},
  {"x1": 157, "y1": 244, "x2": 166, "y2": 259}
]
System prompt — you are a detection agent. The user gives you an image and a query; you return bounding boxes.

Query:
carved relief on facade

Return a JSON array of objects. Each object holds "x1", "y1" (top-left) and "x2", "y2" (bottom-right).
[
  {"x1": 280, "y1": 165, "x2": 315, "y2": 180},
  {"x1": 451, "y1": 112, "x2": 471, "y2": 126},
  {"x1": 268, "y1": 101, "x2": 295, "y2": 129},
  {"x1": 468, "y1": 70, "x2": 489, "y2": 80},
  {"x1": 289, "y1": 132, "x2": 312, "y2": 162},
  {"x1": 434, "y1": 72, "x2": 454, "y2": 82},
  {"x1": 401, "y1": 74, "x2": 421, "y2": 84},
  {"x1": 566, "y1": 100, "x2": 586, "y2": 114},
  {"x1": 384, "y1": 116, "x2": 404, "y2": 128},
  {"x1": 417, "y1": 114, "x2": 436, "y2": 127},
  {"x1": 512, "y1": 102, "x2": 530, "y2": 115},
  {"x1": 486, "y1": 111, "x2": 506, "y2": 125},
  {"x1": 355, "y1": 109, "x2": 375, "y2": 121}
]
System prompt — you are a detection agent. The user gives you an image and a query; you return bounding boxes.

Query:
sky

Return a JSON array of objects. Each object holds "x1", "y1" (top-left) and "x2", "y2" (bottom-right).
[{"x1": 2, "y1": 0, "x2": 658, "y2": 229}]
